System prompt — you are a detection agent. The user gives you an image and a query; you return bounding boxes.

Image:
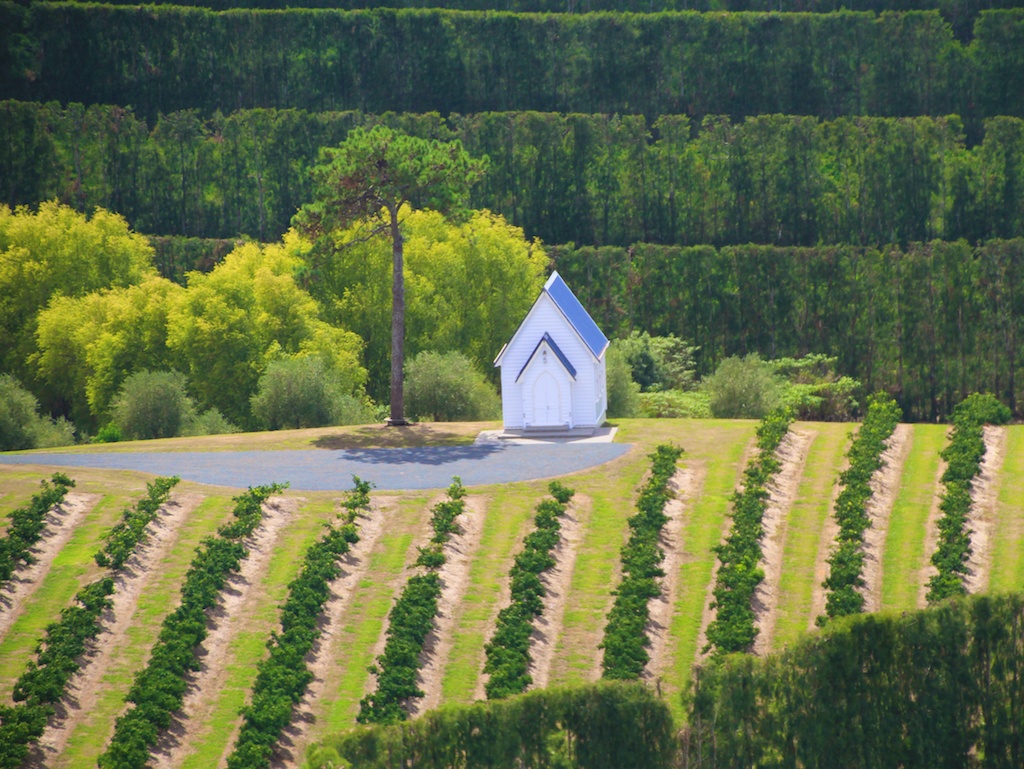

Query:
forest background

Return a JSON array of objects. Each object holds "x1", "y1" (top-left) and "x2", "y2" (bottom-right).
[{"x1": 2, "y1": 0, "x2": 1024, "y2": 438}]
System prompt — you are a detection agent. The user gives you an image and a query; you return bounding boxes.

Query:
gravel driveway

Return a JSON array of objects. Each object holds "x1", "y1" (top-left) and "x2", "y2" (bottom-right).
[{"x1": 0, "y1": 443, "x2": 632, "y2": 491}]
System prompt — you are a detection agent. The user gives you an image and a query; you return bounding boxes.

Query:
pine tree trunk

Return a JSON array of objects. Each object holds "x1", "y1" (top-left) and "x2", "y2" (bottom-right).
[{"x1": 387, "y1": 206, "x2": 408, "y2": 426}]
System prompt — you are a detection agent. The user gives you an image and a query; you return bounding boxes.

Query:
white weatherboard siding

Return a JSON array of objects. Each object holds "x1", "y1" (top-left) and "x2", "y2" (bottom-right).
[{"x1": 498, "y1": 291, "x2": 604, "y2": 430}]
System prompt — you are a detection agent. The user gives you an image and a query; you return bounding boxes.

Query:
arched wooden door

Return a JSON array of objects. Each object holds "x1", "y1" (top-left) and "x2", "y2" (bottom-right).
[{"x1": 532, "y1": 372, "x2": 561, "y2": 426}]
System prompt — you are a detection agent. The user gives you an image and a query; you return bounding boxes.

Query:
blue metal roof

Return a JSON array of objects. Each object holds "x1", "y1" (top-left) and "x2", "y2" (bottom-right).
[
  {"x1": 516, "y1": 332, "x2": 577, "y2": 382},
  {"x1": 544, "y1": 272, "x2": 609, "y2": 358}
]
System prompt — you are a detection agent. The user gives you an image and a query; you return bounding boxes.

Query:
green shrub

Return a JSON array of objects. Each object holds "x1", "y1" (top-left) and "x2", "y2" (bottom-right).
[
  {"x1": 181, "y1": 407, "x2": 240, "y2": 437},
  {"x1": 0, "y1": 375, "x2": 76, "y2": 451},
  {"x1": 93, "y1": 424, "x2": 122, "y2": 443},
  {"x1": 251, "y1": 356, "x2": 370, "y2": 430},
  {"x1": 702, "y1": 354, "x2": 785, "y2": 419},
  {"x1": 606, "y1": 346, "x2": 640, "y2": 419},
  {"x1": 613, "y1": 332, "x2": 697, "y2": 393},
  {"x1": 110, "y1": 370, "x2": 197, "y2": 440},
  {"x1": 638, "y1": 390, "x2": 712, "y2": 419},
  {"x1": 404, "y1": 351, "x2": 499, "y2": 422}
]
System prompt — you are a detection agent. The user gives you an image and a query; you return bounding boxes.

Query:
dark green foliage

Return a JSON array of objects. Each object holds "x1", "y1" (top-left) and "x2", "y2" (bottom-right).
[
  {"x1": 601, "y1": 446, "x2": 683, "y2": 679},
  {"x1": 1, "y1": 7, "x2": 1017, "y2": 125},
  {"x1": 226, "y1": 477, "x2": 370, "y2": 769},
  {"x1": 485, "y1": 481, "x2": 575, "y2": 699},
  {"x1": 685, "y1": 593, "x2": 1024, "y2": 769},
  {"x1": 704, "y1": 410, "x2": 793, "y2": 656},
  {"x1": 0, "y1": 374, "x2": 75, "y2": 450},
  {"x1": 927, "y1": 393, "x2": 1011, "y2": 603},
  {"x1": 0, "y1": 472, "x2": 75, "y2": 585},
  {"x1": 98, "y1": 484, "x2": 285, "y2": 769},
  {"x1": 94, "y1": 476, "x2": 180, "y2": 569},
  {"x1": 7, "y1": 104, "x2": 1024, "y2": 249},
  {"x1": 314, "y1": 682, "x2": 676, "y2": 769},
  {"x1": 703, "y1": 354, "x2": 785, "y2": 419},
  {"x1": 357, "y1": 479, "x2": 465, "y2": 724},
  {"x1": 555, "y1": 239, "x2": 1024, "y2": 422},
  {"x1": 819, "y1": 393, "x2": 902, "y2": 623}
]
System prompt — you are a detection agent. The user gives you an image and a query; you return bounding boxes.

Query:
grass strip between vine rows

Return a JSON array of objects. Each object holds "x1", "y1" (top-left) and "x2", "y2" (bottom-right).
[
  {"x1": 927, "y1": 393, "x2": 1011, "y2": 603},
  {"x1": 357, "y1": 478, "x2": 466, "y2": 725},
  {"x1": 483, "y1": 480, "x2": 575, "y2": 699},
  {"x1": 819, "y1": 394, "x2": 901, "y2": 623},
  {"x1": 96, "y1": 482, "x2": 286, "y2": 769},
  {"x1": 0, "y1": 475, "x2": 179, "y2": 769},
  {"x1": 0, "y1": 472, "x2": 76, "y2": 586},
  {"x1": 225, "y1": 477, "x2": 373, "y2": 769},
  {"x1": 601, "y1": 444, "x2": 684, "y2": 680},
  {"x1": 704, "y1": 409, "x2": 793, "y2": 656}
]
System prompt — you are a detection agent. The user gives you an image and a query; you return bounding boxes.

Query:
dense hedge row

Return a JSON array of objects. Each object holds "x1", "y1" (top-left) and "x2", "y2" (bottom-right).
[
  {"x1": 3, "y1": 5, "x2": 1021, "y2": 124},
  {"x1": 0, "y1": 472, "x2": 74, "y2": 585},
  {"x1": 927, "y1": 393, "x2": 1011, "y2": 603},
  {"x1": 357, "y1": 479, "x2": 466, "y2": 724},
  {"x1": 601, "y1": 445, "x2": 684, "y2": 679},
  {"x1": 704, "y1": 409, "x2": 793, "y2": 656},
  {"x1": 484, "y1": 481, "x2": 575, "y2": 699},
  {"x1": 0, "y1": 476, "x2": 178, "y2": 769},
  {"x1": 313, "y1": 682, "x2": 676, "y2": 769},
  {"x1": 5, "y1": 102, "x2": 1024, "y2": 248},
  {"x1": 819, "y1": 394, "x2": 902, "y2": 622},
  {"x1": 46, "y1": 0, "x2": 1019, "y2": 42},
  {"x1": 554, "y1": 238, "x2": 1024, "y2": 422},
  {"x1": 94, "y1": 476, "x2": 180, "y2": 569},
  {"x1": 686, "y1": 592, "x2": 1024, "y2": 769},
  {"x1": 227, "y1": 477, "x2": 371, "y2": 769},
  {"x1": 98, "y1": 483, "x2": 286, "y2": 769}
]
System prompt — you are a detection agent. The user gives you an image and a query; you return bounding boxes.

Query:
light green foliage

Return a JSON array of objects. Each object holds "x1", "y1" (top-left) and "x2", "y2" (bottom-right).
[
  {"x1": 605, "y1": 346, "x2": 640, "y2": 418},
  {"x1": 180, "y1": 407, "x2": 240, "y2": 437},
  {"x1": 0, "y1": 374, "x2": 75, "y2": 450},
  {"x1": 166, "y1": 234, "x2": 366, "y2": 427},
  {"x1": 109, "y1": 370, "x2": 197, "y2": 441},
  {"x1": 638, "y1": 390, "x2": 712, "y2": 419},
  {"x1": 702, "y1": 353, "x2": 785, "y2": 419},
  {"x1": 300, "y1": 208, "x2": 544, "y2": 404},
  {"x1": 34, "y1": 276, "x2": 184, "y2": 430},
  {"x1": 404, "y1": 350, "x2": 499, "y2": 422},
  {"x1": 772, "y1": 354, "x2": 861, "y2": 421},
  {"x1": 251, "y1": 355, "x2": 371, "y2": 430},
  {"x1": 0, "y1": 203, "x2": 155, "y2": 391}
]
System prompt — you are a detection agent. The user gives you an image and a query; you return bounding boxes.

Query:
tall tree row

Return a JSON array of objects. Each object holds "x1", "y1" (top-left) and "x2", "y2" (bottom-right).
[
  {"x1": 3, "y1": 104, "x2": 1024, "y2": 248},
  {"x1": 1, "y1": 6, "x2": 1022, "y2": 124},
  {"x1": 553, "y1": 239, "x2": 1024, "y2": 420}
]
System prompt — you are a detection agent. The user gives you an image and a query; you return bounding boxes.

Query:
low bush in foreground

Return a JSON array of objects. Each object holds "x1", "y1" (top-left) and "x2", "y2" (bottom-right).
[
  {"x1": 687, "y1": 593, "x2": 1024, "y2": 769},
  {"x1": 313, "y1": 682, "x2": 675, "y2": 769}
]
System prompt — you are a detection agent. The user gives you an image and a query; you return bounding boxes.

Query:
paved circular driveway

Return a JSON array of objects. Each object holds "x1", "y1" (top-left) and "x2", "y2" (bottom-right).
[{"x1": 0, "y1": 443, "x2": 632, "y2": 491}]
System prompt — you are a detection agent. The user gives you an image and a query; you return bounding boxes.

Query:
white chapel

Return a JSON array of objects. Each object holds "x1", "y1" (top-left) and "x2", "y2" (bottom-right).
[{"x1": 494, "y1": 272, "x2": 609, "y2": 433}]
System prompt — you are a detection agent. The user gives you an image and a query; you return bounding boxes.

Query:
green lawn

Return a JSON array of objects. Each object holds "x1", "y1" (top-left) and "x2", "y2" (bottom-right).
[
  {"x1": 178, "y1": 498, "x2": 333, "y2": 769},
  {"x1": 772, "y1": 423, "x2": 852, "y2": 651},
  {"x1": 54, "y1": 496, "x2": 234, "y2": 768},
  {"x1": 548, "y1": 450, "x2": 647, "y2": 686},
  {"x1": 880, "y1": 424, "x2": 948, "y2": 612},
  {"x1": 663, "y1": 420, "x2": 755, "y2": 721},
  {"x1": 0, "y1": 492, "x2": 129, "y2": 700},
  {"x1": 988, "y1": 427, "x2": 1024, "y2": 593}
]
